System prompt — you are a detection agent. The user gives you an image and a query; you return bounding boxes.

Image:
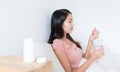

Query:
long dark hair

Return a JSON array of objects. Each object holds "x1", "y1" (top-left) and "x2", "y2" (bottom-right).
[{"x1": 48, "y1": 9, "x2": 81, "y2": 49}]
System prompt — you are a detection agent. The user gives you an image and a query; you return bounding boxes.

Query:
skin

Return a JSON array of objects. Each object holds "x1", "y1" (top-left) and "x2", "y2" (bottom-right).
[{"x1": 53, "y1": 14, "x2": 104, "y2": 72}]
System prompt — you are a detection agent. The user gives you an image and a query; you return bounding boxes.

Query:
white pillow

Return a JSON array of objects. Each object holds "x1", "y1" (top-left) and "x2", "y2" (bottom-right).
[{"x1": 34, "y1": 42, "x2": 65, "y2": 72}]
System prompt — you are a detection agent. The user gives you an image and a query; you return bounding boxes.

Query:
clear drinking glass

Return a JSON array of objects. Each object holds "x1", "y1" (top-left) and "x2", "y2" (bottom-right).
[
  {"x1": 93, "y1": 39, "x2": 107, "y2": 69},
  {"x1": 93, "y1": 38, "x2": 103, "y2": 50}
]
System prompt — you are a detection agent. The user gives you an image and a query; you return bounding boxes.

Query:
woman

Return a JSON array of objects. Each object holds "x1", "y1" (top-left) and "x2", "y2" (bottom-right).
[{"x1": 48, "y1": 9, "x2": 104, "y2": 72}]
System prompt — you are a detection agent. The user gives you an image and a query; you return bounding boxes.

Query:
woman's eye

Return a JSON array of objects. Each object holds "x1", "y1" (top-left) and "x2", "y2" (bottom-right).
[{"x1": 69, "y1": 21, "x2": 72, "y2": 23}]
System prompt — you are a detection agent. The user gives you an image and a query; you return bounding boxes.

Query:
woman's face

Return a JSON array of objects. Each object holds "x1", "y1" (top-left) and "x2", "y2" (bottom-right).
[{"x1": 62, "y1": 14, "x2": 74, "y2": 34}]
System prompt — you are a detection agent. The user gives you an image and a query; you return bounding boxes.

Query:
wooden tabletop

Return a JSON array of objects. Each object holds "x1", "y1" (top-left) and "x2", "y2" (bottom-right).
[{"x1": 0, "y1": 56, "x2": 52, "y2": 72}]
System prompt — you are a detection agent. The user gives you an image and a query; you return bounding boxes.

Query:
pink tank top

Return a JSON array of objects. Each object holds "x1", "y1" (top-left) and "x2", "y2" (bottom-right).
[{"x1": 52, "y1": 39, "x2": 83, "y2": 68}]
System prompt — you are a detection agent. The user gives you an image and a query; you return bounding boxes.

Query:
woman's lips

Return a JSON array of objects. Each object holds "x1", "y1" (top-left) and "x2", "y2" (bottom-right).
[{"x1": 71, "y1": 28, "x2": 73, "y2": 30}]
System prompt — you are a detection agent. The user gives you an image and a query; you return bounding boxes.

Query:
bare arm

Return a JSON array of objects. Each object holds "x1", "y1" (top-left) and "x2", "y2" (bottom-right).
[
  {"x1": 73, "y1": 56, "x2": 96, "y2": 72},
  {"x1": 54, "y1": 49, "x2": 72, "y2": 72},
  {"x1": 83, "y1": 40, "x2": 93, "y2": 59},
  {"x1": 83, "y1": 28, "x2": 100, "y2": 59},
  {"x1": 74, "y1": 47, "x2": 104, "y2": 72},
  {"x1": 54, "y1": 47, "x2": 104, "y2": 72}
]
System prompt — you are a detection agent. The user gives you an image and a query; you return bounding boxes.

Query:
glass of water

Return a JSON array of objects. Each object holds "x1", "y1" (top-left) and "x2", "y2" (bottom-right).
[
  {"x1": 93, "y1": 38, "x2": 103, "y2": 50},
  {"x1": 93, "y1": 39, "x2": 110, "y2": 69}
]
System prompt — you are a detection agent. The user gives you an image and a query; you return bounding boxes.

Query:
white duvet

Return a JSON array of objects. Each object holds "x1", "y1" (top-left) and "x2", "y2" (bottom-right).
[{"x1": 80, "y1": 47, "x2": 120, "y2": 72}]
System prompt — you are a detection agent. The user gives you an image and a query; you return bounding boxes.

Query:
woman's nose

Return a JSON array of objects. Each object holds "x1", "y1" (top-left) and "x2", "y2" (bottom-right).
[{"x1": 72, "y1": 23, "x2": 74, "y2": 26}]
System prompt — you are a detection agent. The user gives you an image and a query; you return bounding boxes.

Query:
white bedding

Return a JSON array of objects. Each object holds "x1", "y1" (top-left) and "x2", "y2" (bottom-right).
[{"x1": 80, "y1": 47, "x2": 120, "y2": 72}]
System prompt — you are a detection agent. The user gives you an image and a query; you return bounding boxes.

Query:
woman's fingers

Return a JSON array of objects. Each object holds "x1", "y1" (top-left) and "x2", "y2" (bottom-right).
[
  {"x1": 96, "y1": 47, "x2": 104, "y2": 58},
  {"x1": 91, "y1": 45, "x2": 104, "y2": 59},
  {"x1": 94, "y1": 29, "x2": 100, "y2": 39},
  {"x1": 90, "y1": 28, "x2": 100, "y2": 40}
]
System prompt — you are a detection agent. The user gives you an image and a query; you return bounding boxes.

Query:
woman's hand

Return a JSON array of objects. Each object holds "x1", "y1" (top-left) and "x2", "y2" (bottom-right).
[
  {"x1": 90, "y1": 45, "x2": 104, "y2": 60},
  {"x1": 89, "y1": 28, "x2": 100, "y2": 42}
]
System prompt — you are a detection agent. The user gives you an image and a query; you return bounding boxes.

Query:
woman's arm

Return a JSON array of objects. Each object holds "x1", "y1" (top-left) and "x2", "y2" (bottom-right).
[
  {"x1": 73, "y1": 55, "x2": 96, "y2": 72},
  {"x1": 83, "y1": 28, "x2": 99, "y2": 59},
  {"x1": 54, "y1": 49, "x2": 72, "y2": 72},
  {"x1": 74, "y1": 47, "x2": 104, "y2": 72},
  {"x1": 83, "y1": 40, "x2": 93, "y2": 59},
  {"x1": 54, "y1": 46, "x2": 104, "y2": 72}
]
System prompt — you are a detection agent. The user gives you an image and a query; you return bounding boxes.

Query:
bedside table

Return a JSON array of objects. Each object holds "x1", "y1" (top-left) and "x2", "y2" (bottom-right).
[{"x1": 0, "y1": 56, "x2": 52, "y2": 72}]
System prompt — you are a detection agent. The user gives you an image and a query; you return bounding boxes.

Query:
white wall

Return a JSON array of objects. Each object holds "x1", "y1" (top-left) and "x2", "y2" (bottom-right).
[
  {"x1": 0, "y1": 0, "x2": 120, "y2": 56},
  {"x1": 0, "y1": 0, "x2": 79, "y2": 56},
  {"x1": 72, "y1": 0, "x2": 120, "y2": 55}
]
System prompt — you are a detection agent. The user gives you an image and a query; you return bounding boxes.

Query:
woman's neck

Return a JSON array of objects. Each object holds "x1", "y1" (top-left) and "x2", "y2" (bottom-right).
[
  {"x1": 62, "y1": 33, "x2": 67, "y2": 40},
  {"x1": 61, "y1": 36, "x2": 69, "y2": 42},
  {"x1": 62, "y1": 37, "x2": 67, "y2": 40}
]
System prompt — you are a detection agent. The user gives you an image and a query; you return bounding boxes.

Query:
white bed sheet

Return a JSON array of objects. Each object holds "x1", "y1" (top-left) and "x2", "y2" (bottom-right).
[{"x1": 79, "y1": 47, "x2": 120, "y2": 72}]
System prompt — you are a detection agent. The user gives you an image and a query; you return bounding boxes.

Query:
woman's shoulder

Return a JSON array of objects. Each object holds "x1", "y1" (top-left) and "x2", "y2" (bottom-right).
[
  {"x1": 53, "y1": 39, "x2": 63, "y2": 43},
  {"x1": 52, "y1": 39, "x2": 64, "y2": 49}
]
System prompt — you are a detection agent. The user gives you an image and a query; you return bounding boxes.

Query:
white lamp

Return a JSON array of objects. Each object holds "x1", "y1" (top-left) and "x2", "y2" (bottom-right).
[{"x1": 23, "y1": 38, "x2": 35, "y2": 62}]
